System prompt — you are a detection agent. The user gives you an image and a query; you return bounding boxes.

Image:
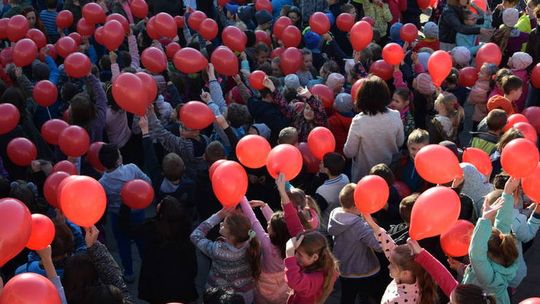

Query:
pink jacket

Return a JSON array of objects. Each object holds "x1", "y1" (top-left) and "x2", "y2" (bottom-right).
[
  {"x1": 284, "y1": 257, "x2": 325, "y2": 304},
  {"x1": 283, "y1": 202, "x2": 319, "y2": 238},
  {"x1": 414, "y1": 249, "x2": 458, "y2": 297}
]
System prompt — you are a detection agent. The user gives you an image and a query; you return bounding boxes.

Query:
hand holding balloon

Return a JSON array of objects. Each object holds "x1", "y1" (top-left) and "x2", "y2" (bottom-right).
[
  {"x1": 503, "y1": 176, "x2": 520, "y2": 196},
  {"x1": 263, "y1": 77, "x2": 275, "y2": 92},
  {"x1": 139, "y1": 115, "x2": 149, "y2": 135},
  {"x1": 84, "y1": 226, "x2": 100, "y2": 248},
  {"x1": 407, "y1": 238, "x2": 423, "y2": 255}
]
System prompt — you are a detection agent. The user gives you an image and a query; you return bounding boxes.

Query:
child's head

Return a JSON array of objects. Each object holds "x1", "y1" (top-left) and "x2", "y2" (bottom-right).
[
  {"x1": 407, "y1": 129, "x2": 430, "y2": 160},
  {"x1": 390, "y1": 88, "x2": 410, "y2": 111},
  {"x1": 162, "y1": 153, "x2": 184, "y2": 182},
  {"x1": 268, "y1": 211, "x2": 291, "y2": 258},
  {"x1": 249, "y1": 123, "x2": 271, "y2": 139},
  {"x1": 254, "y1": 43, "x2": 270, "y2": 66},
  {"x1": 226, "y1": 103, "x2": 252, "y2": 128},
  {"x1": 70, "y1": 93, "x2": 96, "y2": 128},
  {"x1": 334, "y1": 93, "x2": 354, "y2": 114},
  {"x1": 339, "y1": 183, "x2": 356, "y2": 210},
  {"x1": 399, "y1": 193, "x2": 419, "y2": 224},
  {"x1": 487, "y1": 228, "x2": 518, "y2": 267},
  {"x1": 508, "y1": 52, "x2": 533, "y2": 71},
  {"x1": 434, "y1": 92, "x2": 458, "y2": 117},
  {"x1": 502, "y1": 7, "x2": 519, "y2": 27},
  {"x1": 478, "y1": 63, "x2": 498, "y2": 81},
  {"x1": 278, "y1": 127, "x2": 299, "y2": 145},
  {"x1": 98, "y1": 143, "x2": 121, "y2": 170},
  {"x1": 501, "y1": 75, "x2": 523, "y2": 101},
  {"x1": 492, "y1": 172, "x2": 509, "y2": 190},
  {"x1": 204, "y1": 141, "x2": 226, "y2": 164},
  {"x1": 341, "y1": 3, "x2": 356, "y2": 16},
  {"x1": 322, "y1": 153, "x2": 346, "y2": 177},
  {"x1": 301, "y1": 48, "x2": 313, "y2": 70},
  {"x1": 423, "y1": 21, "x2": 439, "y2": 39},
  {"x1": 287, "y1": 188, "x2": 319, "y2": 230},
  {"x1": 156, "y1": 196, "x2": 191, "y2": 241},
  {"x1": 369, "y1": 163, "x2": 395, "y2": 187},
  {"x1": 450, "y1": 284, "x2": 496, "y2": 304},
  {"x1": 412, "y1": 73, "x2": 436, "y2": 97},
  {"x1": 294, "y1": 230, "x2": 338, "y2": 303},
  {"x1": 486, "y1": 109, "x2": 507, "y2": 133},
  {"x1": 46, "y1": 0, "x2": 57, "y2": 9},
  {"x1": 496, "y1": 128, "x2": 524, "y2": 152}
]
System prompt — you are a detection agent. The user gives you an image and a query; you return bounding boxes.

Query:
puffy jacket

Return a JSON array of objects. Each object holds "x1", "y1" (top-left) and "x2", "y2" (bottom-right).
[{"x1": 439, "y1": 4, "x2": 481, "y2": 44}]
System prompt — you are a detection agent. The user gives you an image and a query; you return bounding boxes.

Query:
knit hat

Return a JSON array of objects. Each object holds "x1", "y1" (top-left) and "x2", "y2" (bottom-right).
[
  {"x1": 487, "y1": 95, "x2": 515, "y2": 114},
  {"x1": 238, "y1": 5, "x2": 254, "y2": 21},
  {"x1": 417, "y1": 52, "x2": 431, "y2": 71},
  {"x1": 251, "y1": 123, "x2": 271, "y2": 139},
  {"x1": 509, "y1": 52, "x2": 533, "y2": 70},
  {"x1": 413, "y1": 73, "x2": 436, "y2": 96},
  {"x1": 423, "y1": 22, "x2": 439, "y2": 39},
  {"x1": 224, "y1": 3, "x2": 239, "y2": 15},
  {"x1": 502, "y1": 8, "x2": 519, "y2": 27},
  {"x1": 255, "y1": 10, "x2": 272, "y2": 25},
  {"x1": 284, "y1": 74, "x2": 301, "y2": 90},
  {"x1": 32, "y1": 61, "x2": 50, "y2": 80},
  {"x1": 451, "y1": 46, "x2": 471, "y2": 66},
  {"x1": 326, "y1": 73, "x2": 345, "y2": 91},
  {"x1": 334, "y1": 93, "x2": 353, "y2": 113},
  {"x1": 303, "y1": 31, "x2": 321, "y2": 53}
]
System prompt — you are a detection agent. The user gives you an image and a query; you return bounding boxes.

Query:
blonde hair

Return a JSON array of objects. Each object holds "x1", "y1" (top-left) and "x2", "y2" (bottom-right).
[
  {"x1": 407, "y1": 129, "x2": 430, "y2": 146},
  {"x1": 435, "y1": 92, "x2": 462, "y2": 129}
]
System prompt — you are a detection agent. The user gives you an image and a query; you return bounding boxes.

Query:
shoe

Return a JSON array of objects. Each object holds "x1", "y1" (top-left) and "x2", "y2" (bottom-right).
[{"x1": 123, "y1": 272, "x2": 135, "y2": 283}]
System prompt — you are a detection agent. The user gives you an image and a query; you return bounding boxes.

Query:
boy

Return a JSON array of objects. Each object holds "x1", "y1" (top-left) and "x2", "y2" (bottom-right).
[
  {"x1": 328, "y1": 183, "x2": 383, "y2": 303},
  {"x1": 392, "y1": 129, "x2": 430, "y2": 192},
  {"x1": 278, "y1": 127, "x2": 299, "y2": 145},
  {"x1": 470, "y1": 109, "x2": 507, "y2": 155},
  {"x1": 39, "y1": 0, "x2": 59, "y2": 43}
]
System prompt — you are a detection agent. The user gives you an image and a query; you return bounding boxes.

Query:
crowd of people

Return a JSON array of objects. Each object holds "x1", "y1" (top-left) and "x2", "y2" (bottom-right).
[{"x1": 1, "y1": 0, "x2": 540, "y2": 303}]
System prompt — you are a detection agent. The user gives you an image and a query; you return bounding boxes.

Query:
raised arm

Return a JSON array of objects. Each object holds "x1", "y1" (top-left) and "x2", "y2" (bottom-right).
[
  {"x1": 36, "y1": 246, "x2": 68, "y2": 304},
  {"x1": 364, "y1": 213, "x2": 396, "y2": 261},
  {"x1": 240, "y1": 197, "x2": 273, "y2": 252},
  {"x1": 127, "y1": 34, "x2": 140, "y2": 69},
  {"x1": 147, "y1": 107, "x2": 194, "y2": 162},
  {"x1": 139, "y1": 116, "x2": 162, "y2": 190},
  {"x1": 277, "y1": 173, "x2": 304, "y2": 237},
  {"x1": 190, "y1": 211, "x2": 226, "y2": 259},
  {"x1": 495, "y1": 178, "x2": 519, "y2": 234}
]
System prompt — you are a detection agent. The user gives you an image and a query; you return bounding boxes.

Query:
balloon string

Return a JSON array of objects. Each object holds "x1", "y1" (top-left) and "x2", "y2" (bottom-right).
[{"x1": 46, "y1": 107, "x2": 52, "y2": 120}]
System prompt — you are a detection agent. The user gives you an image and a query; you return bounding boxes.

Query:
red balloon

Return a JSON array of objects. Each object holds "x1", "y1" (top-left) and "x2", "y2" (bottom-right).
[
  {"x1": 309, "y1": 12, "x2": 330, "y2": 35},
  {"x1": 7, "y1": 137, "x2": 36, "y2": 166},
  {"x1": 121, "y1": 179, "x2": 154, "y2": 209},
  {"x1": 470, "y1": 0, "x2": 488, "y2": 14},
  {"x1": 102, "y1": 20, "x2": 125, "y2": 51},
  {"x1": 92, "y1": 27, "x2": 104, "y2": 43},
  {"x1": 173, "y1": 47, "x2": 208, "y2": 74},
  {"x1": 417, "y1": 0, "x2": 431, "y2": 9},
  {"x1": 361, "y1": 16, "x2": 375, "y2": 26},
  {"x1": 522, "y1": 162, "x2": 540, "y2": 203},
  {"x1": 249, "y1": 70, "x2": 266, "y2": 90},
  {"x1": 255, "y1": 0, "x2": 272, "y2": 12},
  {"x1": 400, "y1": 23, "x2": 418, "y2": 42},
  {"x1": 56, "y1": 10, "x2": 73, "y2": 29},
  {"x1": 350, "y1": 21, "x2": 373, "y2": 51},
  {"x1": 440, "y1": 220, "x2": 474, "y2": 257},
  {"x1": 41, "y1": 44, "x2": 57, "y2": 61},
  {"x1": 7, "y1": 15, "x2": 29, "y2": 42},
  {"x1": 273, "y1": 16, "x2": 292, "y2": 39},
  {"x1": 351, "y1": 78, "x2": 367, "y2": 101},
  {"x1": 307, "y1": 127, "x2": 336, "y2": 160},
  {"x1": 59, "y1": 176, "x2": 106, "y2": 227},
  {"x1": 410, "y1": 186, "x2": 461, "y2": 240},
  {"x1": 280, "y1": 25, "x2": 301, "y2": 48},
  {"x1": 393, "y1": 181, "x2": 412, "y2": 198},
  {"x1": 336, "y1": 13, "x2": 354, "y2": 32},
  {"x1": 458, "y1": 66, "x2": 478, "y2": 87},
  {"x1": 369, "y1": 60, "x2": 394, "y2": 81},
  {"x1": 522, "y1": 106, "x2": 540, "y2": 134},
  {"x1": 271, "y1": 47, "x2": 284, "y2": 58},
  {"x1": 280, "y1": 47, "x2": 303, "y2": 75},
  {"x1": 130, "y1": 0, "x2": 148, "y2": 19},
  {"x1": 531, "y1": 63, "x2": 540, "y2": 88},
  {"x1": 514, "y1": 122, "x2": 538, "y2": 143},
  {"x1": 26, "y1": 28, "x2": 46, "y2": 48},
  {"x1": 135, "y1": 71, "x2": 158, "y2": 103},
  {"x1": 298, "y1": 142, "x2": 320, "y2": 174},
  {"x1": 76, "y1": 18, "x2": 95, "y2": 36},
  {"x1": 82, "y1": 2, "x2": 106, "y2": 24},
  {"x1": 44, "y1": 171, "x2": 70, "y2": 208},
  {"x1": 33, "y1": 80, "x2": 57, "y2": 107},
  {"x1": 188, "y1": 11, "x2": 207, "y2": 31},
  {"x1": 211, "y1": 46, "x2": 238, "y2": 76},
  {"x1": 55, "y1": 36, "x2": 77, "y2": 58},
  {"x1": 501, "y1": 138, "x2": 539, "y2": 178},
  {"x1": 175, "y1": 15, "x2": 185, "y2": 28},
  {"x1": 463, "y1": 147, "x2": 492, "y2": 176},
  {"x1": 354, "y1": 175, "x2": 389, "y2": 214},
  {"x1": 222, "y1": 26, "x2": 247, "y2": 52},
  {"x1": 154, "y1": 12, "x2": 177, "y2": 38},
  {"x1": 13, "y1": 38, "x2": 37, "y2": 67},
  {"x1": 141, "y1": 47, "x2": 167, "y2": 73},
  {"x1": 0, "y1": 103, "x2": 20, "y2": 135},
  {"x1": 87, "y1": 141, "x2": 106, "y2": 172},
  {"x1": 26, "y1": 214, "x2": 55, "y2": 250},
  {"x1": 218, "y1": 0, "x2": 230, "y2": 6},
  {"x1": 145, "y1": 16, "x2": 160, "y2": 40},
  {"x1": 106, "y1": 13, "x2": 129, "y2": 33},
  {"x1": 266, "y1": 144, "x2": 303, "y2": 180},
  {"x1": 520, "y1": 298, "x2": 540, "y2": 304},
  {"x1": 198, "y1": 18, "x2": 218, "y2": 40},
  {"x1": 255, "y1": 30, "x2": 271, "y2": 46},
  {"x1": 382, "y1": 43, "x2": 405, "y2": 66},
  {"x1": 504, "y1": 113, "x2": 529, "y2": 131},
  {"x1": 179, "y1": 101, "x2": 215, "y2": 130},
  {"x1": 0, "y1": 198, "x2": 31, "y2": 267},
  {"x1": 0, "y1": 18, "x2": 8, "y2": 39},
  {"x1": 212, "y1": 161, "x2": 248, "y2": 208},
  {"x1": 68, "y1": 32, "x2": 82, "y2": 45},
  {"x1": 236, "y1": 135, "x2": 271, "y2": 169},
  {"x1": 64, "y1": 52, "x2": 91, "y2": 78},
  {"x1": 165, "y1": 42, "x2": 181, "y2": 59},
  {"x1": 0, "y1": 47, "x2": 12, "y2": 66},
  {"x1": 428, "y1": 50, "x2": 452, "y2": 87},
  {"x1": 58, "y1": 126, "x2": 90, "y2": 157},
  {"x1": 112, "y1": 73, "x2": 148, "y2": 115},
  {"x1": 52, "y1": 160, "x2": 77, "y2": 175},
  {"x1": 209, "y1": 159, "x2": 227, "y2": 180},
  {"x1": 414, "y1": 144, "x2": 463, "y2": 184},
  {"x1": 41, "y1": 119, "x2": 68, "y2": 145},
  {"x1": 0, "y1": 273, "x2": 61, "y2": 304},
  {"x1": 310, "y1": 84, "x2": 335, "y2": 110},
  {"x1": 476, "y1": 43, "x2": 502, "y2": 69}
]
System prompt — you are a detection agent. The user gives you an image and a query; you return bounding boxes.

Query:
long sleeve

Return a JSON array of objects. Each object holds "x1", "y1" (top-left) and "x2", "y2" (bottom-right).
[
  {"x1": 88, "y1": 44, "x2": 98, "y2": 64},
  {"x1": 190, "y1": 214, "x2": 222, "y2": 259},
  {"x1": 16, "y1": 74, "x2": 34, "y2": 99},
  {"x1": 445, "y1": 9, "x2": 481, "y2": 35},
  {"x1": 240, "y1": 198, "x2": 273, "y2": 254},
  {"x1": 261, "y1": 203, "x2": 274, "y2": 222},
  {"x1": 111, "y1": 62, "x2": 120, "y2": 80},
  {"x1": 469, "y1": 218, "x2": 500, "y2": 288},
  {"x1": 45, "y1": 56, "x2": 59, "y2": 84},
  {"x1": 284, "y1": 256, "x2": 324, "y2": 294},
  {"x1": 513, "y1": 212, "x2": 540, "y2": 243},
  {"x1": 209, "y1": 80, "x2": 227, "y2": 114},
  {"x1": 374, "y1": 227, "x2": 397, "y2": 261},
  {"x1": 284, "y1": 202, "x2": 305, "y2": 237},
  {"x1": 50, "y1": 276, "x2": 68, "y2": 304},
  {"x1": 382, "y1": 4, "x2": 393, "y2": 22},
  {"x1": 142, "y1": 136, "x2": 162, "y2": 191},
  {"x1": 273, "y1": 90, "x2": 295, "y2": 120},
  {"x1": 130, "y1": 163, "x2": 152, "y2": 184},
  {"x1": 305, "y1": 95, "x2": 327, "y2": 127},
  {"x1": 393, "y1": 70, "x2": 408, "y2": 89},
  {"x1": 494, "y1": 193, "x2": 514, "y2": 234},
  {"x1": 236, "y1": 82, "x2": 253, "y2": 103},
  {"x1": 343, "y1": 116, "x2": 361, "y2": 159},
  {"x1": 415, "y1": 249, "x2": 458, "y2": 297},
  {"x1": 128, "y1": 35, "x2": 140, "y2": 70},
  {"x1": 148, "y1": 110, "x2": 194, "y2": 162},
  {"x1": 87, "y1": 75, "x2": 107, "y2": 126}
]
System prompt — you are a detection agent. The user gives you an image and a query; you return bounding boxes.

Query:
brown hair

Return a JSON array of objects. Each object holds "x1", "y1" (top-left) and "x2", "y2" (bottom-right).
[
  {"x1": 296, "y1": 230, "x2": 339, "y2": 304},
  {"x1": 486, "y1": 109, "x2": 508, "y2": 132},
  {"x1": 288, "y1": 188, "x2": 320, "y2": 230},
  {"x1": 278, "y1": 127, "x2": 299, "y2": 145},
  {"x1": 268, "y1": 211, "x2": 291, "y2": 258},
  {"x1": 52, "y1": 219, "x2": 76, "y2": 260},
  {"x1": 369, "y1": 163, "x2": 395, "y2": 186},
  {"x1": 491, "y1": 27, "x2": 512, "y2": 58},
  {"x1": 501, "y1": 75, "x2": 523, "y2": 95},
  {"x1": 339, "y1": 183, "x2": 356, "y2": 209},
  {"x1": 204, "y1": 141, "x2": 226, "y2": 163},
  {"x1": 70, "y1": 93, "x2": 96, "y2": 131},
  {"x1": 435, "y1": 92, "x2": 461, "y2": 130},
  {"x1": 322, "y1": 152, "x2": 346, "y2": 176},
  {"x1": 355, "y1": 75, "x2": 390, "y2": 115},
  {"x1": 400, "y1": 193, "x2": 420, "y2": 223},
  {"x1": 488, "y1": 229, "x2": 518, "y2": 267},
  {"x1": 492, "y1": 172, "x2": 509, "y2": 190},
  {"x1": 484, "y1": 189, "x2": 503, "y2": 206},
  {"x1": 162, "y1": 153, "x2": 185, "y2": 181},
  {"x1": 496, "y1": 128, "x2": 524, "y2": 151},
  {"x1": 224, "y1": 213, "x2": 262, "y2": 279},
  {"x1": 452, "y1": 284, "x2": 496, "y2": 304}
]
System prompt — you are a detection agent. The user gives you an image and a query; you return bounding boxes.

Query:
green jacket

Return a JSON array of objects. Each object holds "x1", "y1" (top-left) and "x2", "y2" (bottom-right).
[{"x1": 462, "y1": 193, "x2": 518, "y2": 304}]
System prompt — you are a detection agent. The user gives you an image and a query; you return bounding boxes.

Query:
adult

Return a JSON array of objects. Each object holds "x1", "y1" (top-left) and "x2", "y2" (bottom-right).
[
  {"x1": 343, "y1": 75, "x2": 405, "y2": 182},
  {"x1": 438, "y1": 0, "x2": 494, "y2": 50}
]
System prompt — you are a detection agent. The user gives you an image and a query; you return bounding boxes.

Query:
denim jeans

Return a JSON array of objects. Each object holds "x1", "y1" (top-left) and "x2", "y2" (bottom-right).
[{"x1": 109, "y1": 210, "x2": 145, "y2": 275}]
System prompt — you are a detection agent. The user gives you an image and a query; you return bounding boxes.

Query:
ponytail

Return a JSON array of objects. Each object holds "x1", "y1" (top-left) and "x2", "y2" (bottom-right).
[
  {"x1": 247, "y1": 235, "x2": 262, "y2": 279},
  {"x1": 316, "y1": 247, "x2": 340, "y2": 304},
  {"x1": 392, "y1": 246, "x2": 438, "y2": 304},
  {"x1": 452, "y1": 284, "x2": 496, "y2": 304},
  {"x1": 488, "y1": 228, "x2": 518, "y2": 267}
]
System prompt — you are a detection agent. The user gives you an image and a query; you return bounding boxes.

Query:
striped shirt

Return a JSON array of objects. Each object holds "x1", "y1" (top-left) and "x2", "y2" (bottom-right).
[{"x1": 39, "y1": 10, "x2": 59, "y2": 40}]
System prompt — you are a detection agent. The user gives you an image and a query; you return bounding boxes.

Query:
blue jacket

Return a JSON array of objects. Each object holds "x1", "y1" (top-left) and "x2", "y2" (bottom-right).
[
  {"x1": 509, "y1": 209, "x2": 540, "y2": 287},
  {"x1": 99, "y1": 164, "x2": 151, "y2": 213}
]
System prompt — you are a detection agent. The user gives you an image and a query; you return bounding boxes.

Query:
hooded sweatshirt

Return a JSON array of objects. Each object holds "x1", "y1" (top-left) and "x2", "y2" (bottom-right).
[{"x1": 328, "y1": 208, "x2": 381, "y2": 278}]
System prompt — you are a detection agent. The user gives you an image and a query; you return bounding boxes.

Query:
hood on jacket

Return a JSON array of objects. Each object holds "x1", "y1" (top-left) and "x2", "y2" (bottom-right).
[{"x1": 328, "y1": 207, "x2": 362, "y2": 236}]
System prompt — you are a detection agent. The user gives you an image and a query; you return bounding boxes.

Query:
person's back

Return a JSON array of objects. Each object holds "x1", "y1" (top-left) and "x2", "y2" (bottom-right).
[{"x1": 40, "y1": 0, "x2": 59, "y2": 42}]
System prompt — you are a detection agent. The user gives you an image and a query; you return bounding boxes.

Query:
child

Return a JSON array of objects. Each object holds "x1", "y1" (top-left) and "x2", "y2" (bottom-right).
[
  {"x1": 327, "y1": 93, "x2": 354, "y2": 155},
  {"x1": 414, "y1": 22, "x2": 440, "y2": 52},
  {"x1": 370, "y1": 164, "x2": 402, "y2": 228},
  {"x1": 507, "y1": 52, "x2": 533, "y2": 111},
  {"x1": 362, "y1": 0, "x2": 393, "y2": 44},
  {"x1": 393, "y1": 129, "x2": 431, "y2": 193},
  {"x1": 456, "y1": 9, "x2": 492, "y2": 56},
  {"x1": 467, "y1": 63, "x2": 498, "y2": 131},
  {"x1": 489, "y1": 68, "x2": 513, "y2": 99},
  {"x1": 412, "y1": 73, "x2": 437, "y2": 130},
  {"x1": 39, "y1": 0, "x2": 59, "y2": 43},
  {"x1": 491, "y1": 8, "x2": 530, "y2": 65},
  {"x1": 391, "y1": 66, "x2": 416, "y2": 139},
  {"x1": 297, "y1": 49, "x2": 315, "y2": 86},
  {"x1": 363, "y1": 213, "x2": 438, "y2": 304},
  {"x1": 486, "y1": 75, "x2": 523, "y2": 115},
  {"x1": 328, "y1": 183, "x2": 383, "y2": 303},
  {"x1": 190, "y1": 209, "x2": 261, "y2": 304},
  {"x1": 490, "y1": 128, "x2": 524, "y2": 179},
  {"x1": 428, "y1": 92, "x2": 464, "y2": 144},
  {"x1": 461, "y1": 178, "x2": 520, "y2": 304},
  {"x1": 470, "y1": 109, "x2": 507, "y2": 156}
]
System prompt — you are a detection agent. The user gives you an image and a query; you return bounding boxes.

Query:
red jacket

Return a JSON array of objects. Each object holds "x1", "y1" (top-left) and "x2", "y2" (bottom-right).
[{"x1": 328, "y1": 112, "x2": 353, "y2": 155}]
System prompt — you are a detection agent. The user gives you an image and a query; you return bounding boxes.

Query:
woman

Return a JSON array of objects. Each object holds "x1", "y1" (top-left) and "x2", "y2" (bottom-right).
[
  {"x1": 343, "y1": 75, "x2": 405, "y2": 182},
  {"x1": 439, "y1": 0, "x2": 494, "y2": 50},
  {"x1": 23, "y1": 6, "x2": 46, "y2": 33}
]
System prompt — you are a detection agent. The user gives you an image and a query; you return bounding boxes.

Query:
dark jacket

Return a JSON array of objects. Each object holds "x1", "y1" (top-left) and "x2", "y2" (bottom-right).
[
  {"x1": 246, "y1": 92, "x2": 290, "y2": 143},
  {"x1": 526, "y1": 26, "x2": 540, "y2": 66},
  {"x1": 439, "y1": 4, "x2": 481, "y2": 43}
]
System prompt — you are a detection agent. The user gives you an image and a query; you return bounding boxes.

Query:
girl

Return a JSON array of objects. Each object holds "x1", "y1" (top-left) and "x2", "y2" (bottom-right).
[
  {"x1": 363, "y1": 213, "x2": 438, "y2": 304},
  {"x1": 391, "y1": 66, "x2": 415, "y2": 139},
  {"x1": 190, "y1": 208, "x2": 261, "y2": 303},
  {"x1": 240, "y1": 198, "x2": 291, "y2": 304},
  {"x1": 468, "y1": 63, "x2": 498, "y2": 131},
  {"x1": 428, "y1": 92, "x2": 464, "y2": 144},
  {"x1": 491, "y1": 8, "x2": 529, "y2": 66}
]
